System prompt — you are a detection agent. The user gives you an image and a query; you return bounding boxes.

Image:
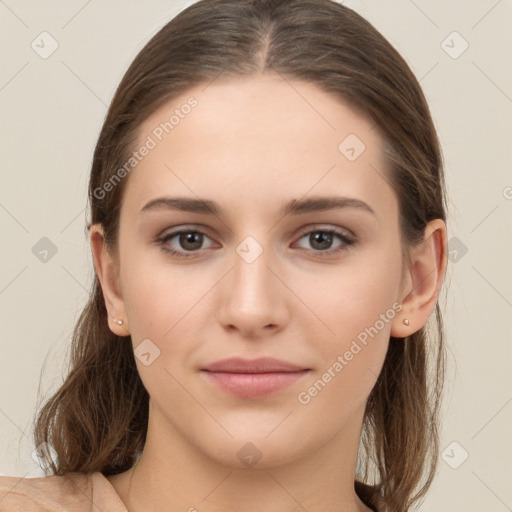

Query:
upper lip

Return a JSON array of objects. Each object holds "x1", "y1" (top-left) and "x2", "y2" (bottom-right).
[{"x1": 201, "y1": 357, "x2": 309, "y2": 373}]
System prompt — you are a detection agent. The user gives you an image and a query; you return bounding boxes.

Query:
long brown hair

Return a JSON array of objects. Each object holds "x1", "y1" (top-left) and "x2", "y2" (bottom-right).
[{"x1": 34, "y1": 1, "x2": 447, "y2": 510}]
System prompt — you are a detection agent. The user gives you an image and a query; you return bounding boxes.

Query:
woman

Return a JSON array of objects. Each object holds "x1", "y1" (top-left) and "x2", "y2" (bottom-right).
[{"x1": 0, "y1": 0, "x2": 448, "y2": 510}]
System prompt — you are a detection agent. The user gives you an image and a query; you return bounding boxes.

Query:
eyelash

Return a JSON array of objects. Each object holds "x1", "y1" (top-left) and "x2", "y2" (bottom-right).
[{"x1": 156, "y1": 226, "x2": 357, "y2": 259}]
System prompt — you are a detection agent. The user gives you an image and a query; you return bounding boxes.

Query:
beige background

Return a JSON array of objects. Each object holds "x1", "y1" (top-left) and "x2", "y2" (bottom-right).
[{"x1": 1, "y1": 1, "x2": 511, "y2": 510}]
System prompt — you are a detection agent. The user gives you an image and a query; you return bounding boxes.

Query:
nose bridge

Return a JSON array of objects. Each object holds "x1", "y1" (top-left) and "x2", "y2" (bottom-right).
[
  {"x1": 217, "y1": 235, "x2": 287, "y2": 335},
  {"x1": 234, "y1": 240, "x2": 271, "y2": 299}
]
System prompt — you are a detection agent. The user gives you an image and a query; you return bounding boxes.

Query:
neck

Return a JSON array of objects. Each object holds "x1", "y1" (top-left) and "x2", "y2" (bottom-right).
[{"x1": 108, "y1": 402, "x2": 373, "y2": 512}]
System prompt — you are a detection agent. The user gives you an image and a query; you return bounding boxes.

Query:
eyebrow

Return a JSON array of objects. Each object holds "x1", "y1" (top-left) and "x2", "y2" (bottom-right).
[{"x1": 140, "y1": 195, "x2": 376, "y2": 218}]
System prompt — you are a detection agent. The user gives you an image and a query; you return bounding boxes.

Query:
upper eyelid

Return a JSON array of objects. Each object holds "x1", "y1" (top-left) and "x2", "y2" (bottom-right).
[
  {"x1": 159, "y1": 224, "x2": 355, "y2": 246},
  {"x1": 159, "y1": 223, "x2": 354, "y2": 236},
  {"x1": 295, "y1": 224, "x2": 354, "y2": 239},
  {"x1": 159, "y1": 225, "x2": 216, "y2": 241}
]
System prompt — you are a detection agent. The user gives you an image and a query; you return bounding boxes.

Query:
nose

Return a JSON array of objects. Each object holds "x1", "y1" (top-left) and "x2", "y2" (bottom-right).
[{"x1": 216, "y1": 243, "x2": 290, "y2": 339}]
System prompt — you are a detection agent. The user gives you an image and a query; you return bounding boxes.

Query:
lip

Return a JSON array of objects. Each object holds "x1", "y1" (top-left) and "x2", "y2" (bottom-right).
[
  {"x1": 200, "y1": 357, "x2": 311, "y2": 399},
  {"x1": 201, "y1": 356, "x2": 309, "y2": 373}
]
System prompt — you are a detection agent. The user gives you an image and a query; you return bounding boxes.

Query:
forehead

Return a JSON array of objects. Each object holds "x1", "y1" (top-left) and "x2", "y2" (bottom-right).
[{"x1": 122, "y1": 74, "x2": 396, "y2": 221}]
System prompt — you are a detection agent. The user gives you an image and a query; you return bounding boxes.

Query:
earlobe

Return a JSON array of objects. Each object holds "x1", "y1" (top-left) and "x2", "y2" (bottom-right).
[
  {"x1": 89, "y1": 223, "x2": 131, "y2": 337},
  {"x1": 391, "y1": 219, "x2": 448, "y2": 338}
]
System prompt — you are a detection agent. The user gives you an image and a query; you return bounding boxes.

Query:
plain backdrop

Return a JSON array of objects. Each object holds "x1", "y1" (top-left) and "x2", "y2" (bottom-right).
[{"x1": 1, "y1": 1, "x2": 511, "y2": 510}]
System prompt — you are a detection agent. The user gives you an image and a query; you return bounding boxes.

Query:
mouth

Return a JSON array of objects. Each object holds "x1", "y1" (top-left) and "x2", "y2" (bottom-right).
[{"x1": 200, "y1": 357, "x2": 311, "y2": 399}]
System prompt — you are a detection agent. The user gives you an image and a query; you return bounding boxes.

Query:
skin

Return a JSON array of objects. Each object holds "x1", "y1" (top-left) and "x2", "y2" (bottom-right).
[{"x1": 90, "y1": 74, "x2": 447, "y2": 512}]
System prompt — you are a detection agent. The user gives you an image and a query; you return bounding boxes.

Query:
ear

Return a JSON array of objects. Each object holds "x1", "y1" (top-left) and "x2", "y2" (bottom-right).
[
  {"x1": 89, "y1": 223, "x2": 131, "y2": 337},
  {"x1": 390, "y1": 219, "x2": 448, "y2": 338}
]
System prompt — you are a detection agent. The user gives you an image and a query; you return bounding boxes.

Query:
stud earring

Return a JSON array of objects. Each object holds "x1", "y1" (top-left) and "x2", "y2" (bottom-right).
[
  {"x1": 403, "y1": 319, "x2": 410, "y2": 326},
  {"x1": 113, "y1": 318, "x2": 124, "y2": 325}
]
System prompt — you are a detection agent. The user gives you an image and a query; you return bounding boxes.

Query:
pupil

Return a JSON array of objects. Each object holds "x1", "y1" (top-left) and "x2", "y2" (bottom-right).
[
  {"x1": 181, "y1": 232, "x2": 202, "y2": 250},
  {"x1": 312, "y1": 232, "x2": 332, "y2": 250}
]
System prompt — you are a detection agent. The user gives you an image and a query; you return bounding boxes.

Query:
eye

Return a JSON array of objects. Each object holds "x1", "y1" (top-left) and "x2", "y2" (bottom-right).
[
  {"x1": 293, "y1": 227, "x2": 356, "y2": 256},
  {"x1": 156, "y1": 225, "x2": 357, "y2": 259},
  {"x1": 157, "y1": 228, "x2": 216, "y2": 258}
]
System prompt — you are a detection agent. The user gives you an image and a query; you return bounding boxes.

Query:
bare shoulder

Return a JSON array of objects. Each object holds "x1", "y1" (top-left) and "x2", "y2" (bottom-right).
[{"x1": 0, "y1": 472, "x2": 92, "y2": 512}]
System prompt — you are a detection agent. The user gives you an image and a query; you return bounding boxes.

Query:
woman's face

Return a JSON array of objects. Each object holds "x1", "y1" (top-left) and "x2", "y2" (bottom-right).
[{"x1": 113, "y1": 74, "x2": 407, "y2": 467}]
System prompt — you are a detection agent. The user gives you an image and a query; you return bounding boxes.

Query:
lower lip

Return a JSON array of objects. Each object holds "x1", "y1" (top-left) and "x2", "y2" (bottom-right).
[{"x1": 200, "y1": 370, "x2": 310, "y2": 399}]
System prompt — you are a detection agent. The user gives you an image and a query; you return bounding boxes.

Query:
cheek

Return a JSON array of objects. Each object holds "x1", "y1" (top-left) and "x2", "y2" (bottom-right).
[
  {"x1": 295, "y1": 299, "x2": 393, "y2": 428},
  {"x1": 119, "y1": 263, "x2": 208, "y2": 406},
  {"x1": 120, "y1": 246, "x2": 210, "y2": 337},
  {"x1": 119, "y1": 252, "x2": 218, "y2": 391},
  {"x1": 292, "y1": 253, "x2": 401, "y2": 408},
  {"x1": 298, "y1": 249, "x2": 401, "y2": 341}
]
